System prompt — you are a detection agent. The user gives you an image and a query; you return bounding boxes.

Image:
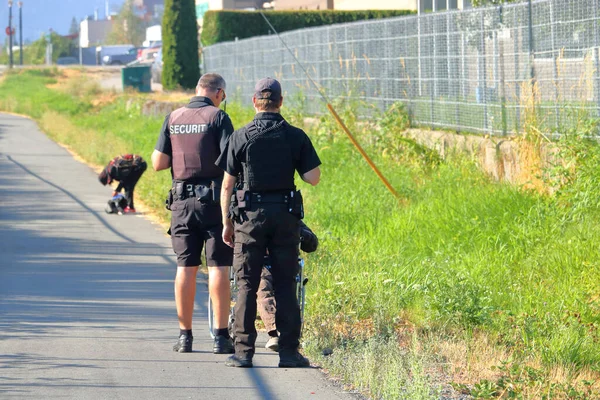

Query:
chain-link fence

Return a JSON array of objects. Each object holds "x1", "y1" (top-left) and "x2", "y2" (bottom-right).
[{"x1": 203, "y1": 0, "x2": 600, "y2": 136}]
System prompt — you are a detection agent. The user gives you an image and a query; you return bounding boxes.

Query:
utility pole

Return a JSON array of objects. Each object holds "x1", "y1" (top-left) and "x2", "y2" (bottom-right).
[
  {"x1": 8, "y1": 0, "x2": 13, "y2": 69},
  {"x1": 18, "y1": 1, "x2": 22, "y2": 65}
]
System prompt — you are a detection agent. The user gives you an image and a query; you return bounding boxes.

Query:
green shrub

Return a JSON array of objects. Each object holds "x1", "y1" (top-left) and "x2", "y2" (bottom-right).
[
  {"x1": 162, "y1": 0, "x2": 200, "y2": 90},
  {"x1": 201, "y1": 10, "x2": 415, "y2": 46}
]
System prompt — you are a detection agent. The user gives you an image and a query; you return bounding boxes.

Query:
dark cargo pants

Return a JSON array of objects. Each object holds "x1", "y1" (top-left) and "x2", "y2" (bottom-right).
[{"x1": 232, "y1": 203, "x2": 300, "y2": 360}]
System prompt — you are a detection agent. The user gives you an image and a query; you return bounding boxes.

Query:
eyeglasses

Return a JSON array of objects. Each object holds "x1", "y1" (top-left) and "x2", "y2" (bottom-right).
[{"x1": 217, "y1": 88, "x2": 226, "y2": 101}]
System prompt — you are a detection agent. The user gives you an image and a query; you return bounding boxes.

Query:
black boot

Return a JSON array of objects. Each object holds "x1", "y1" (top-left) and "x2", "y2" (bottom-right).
[
  {"x1": 278, "y1": 350, "x2": 310, "y2": 368},
  {"x1": 225, "y1": 355, "x2": 253, "y2": 368}
]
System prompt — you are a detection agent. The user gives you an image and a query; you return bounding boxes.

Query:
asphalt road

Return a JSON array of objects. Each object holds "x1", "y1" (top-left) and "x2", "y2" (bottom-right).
[{"x1": 0, "y1": 113, "x2": 359, "y2": 400}]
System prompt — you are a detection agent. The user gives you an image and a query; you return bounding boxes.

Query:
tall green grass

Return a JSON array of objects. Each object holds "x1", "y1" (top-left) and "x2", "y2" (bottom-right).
[{"x1": 2, "y1": 68, "x2": 600, "y2": 397}]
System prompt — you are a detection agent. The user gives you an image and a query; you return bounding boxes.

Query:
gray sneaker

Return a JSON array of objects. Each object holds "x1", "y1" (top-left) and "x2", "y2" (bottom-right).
[{"x1": 265, "y1": 336, "x2": 279, "y2": 352}]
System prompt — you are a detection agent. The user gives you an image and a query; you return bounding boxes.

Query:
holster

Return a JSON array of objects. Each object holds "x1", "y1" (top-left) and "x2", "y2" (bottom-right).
[
  {"x1": 211, "y1": 180, "x2": 221, "y2": 204},
  {"x1": 165, "y1": 189, "x2": 174, "y2": 210},
  {"x1": 194, "y1": 185, "x2": 211, "y2": 203},
  {"x1": 288, "y1": 190, "x2": 304, "y2": 219}
]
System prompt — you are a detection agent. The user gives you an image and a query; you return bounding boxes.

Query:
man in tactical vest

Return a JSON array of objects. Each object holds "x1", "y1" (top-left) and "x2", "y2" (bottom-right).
[
  {"x1": 151, "y1": 73, "x2": 235, "y2": 354},
  {"x1": 217, "y1": 77, "x2": 321, "y2": 368}
]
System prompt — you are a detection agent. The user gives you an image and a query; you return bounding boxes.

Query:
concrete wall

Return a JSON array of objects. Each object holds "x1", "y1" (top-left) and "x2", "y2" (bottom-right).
[{"x1": 402, "y1": 128, "x2": 557, "y2": 186}]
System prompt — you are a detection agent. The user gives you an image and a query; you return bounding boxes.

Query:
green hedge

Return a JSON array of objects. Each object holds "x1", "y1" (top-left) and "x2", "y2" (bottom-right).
[
  {"x1": 162, "y1": 0, "x2": 200, "y2": 90},
  {"x1": 201, "y1": 10, "x2": 416, "y2": 46}
]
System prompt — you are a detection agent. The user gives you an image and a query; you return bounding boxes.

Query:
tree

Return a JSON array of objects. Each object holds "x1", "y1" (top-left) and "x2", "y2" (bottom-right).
[
  {"x1": 162, "y1": 0, "x2": 200, "y2": 90},
  {"x1": 69, "y1": 17, "x2": 79, "y2": 35},
  {"x1": 106, "y1": 0, "x2": 146, "y2": 46}
]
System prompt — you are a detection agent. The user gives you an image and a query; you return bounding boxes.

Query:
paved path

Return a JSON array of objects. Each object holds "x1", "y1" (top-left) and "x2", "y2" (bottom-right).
[{"x1": 0, "y1": 113, "x2": 358, "y2": 400}]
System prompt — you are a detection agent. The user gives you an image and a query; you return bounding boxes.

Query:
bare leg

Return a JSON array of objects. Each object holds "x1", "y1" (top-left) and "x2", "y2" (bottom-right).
[
  {"x1": 175, "y1": 266, "x2": 198, "y2": 330},
  {"x1": 208, "y1": 266, "x2": 231, "y2": 329}
]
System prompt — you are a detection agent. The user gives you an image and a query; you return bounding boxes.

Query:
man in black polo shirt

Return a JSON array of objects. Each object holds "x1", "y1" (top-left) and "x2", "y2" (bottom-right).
[
  {"x1": 217, "y1": 77, "x2": 321, "y2": 368},
  {"x1": 151, "y1": 73, "x2": 235, "y2": 354}
]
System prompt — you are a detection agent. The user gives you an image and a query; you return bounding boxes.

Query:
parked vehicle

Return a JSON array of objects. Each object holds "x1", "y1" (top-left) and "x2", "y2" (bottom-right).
[
  {"x1": 137, "y1": 46, "x2": 160, "y2": 64},
  {"x1": 151, "y1": 48, "x2": 163, "y2": 84},
  {"x1": 56, "y1": 56, "x2": 79, "y2": 65},
  {"x1": 97, "y1": 45, "x2": 136, "y2": 66}
]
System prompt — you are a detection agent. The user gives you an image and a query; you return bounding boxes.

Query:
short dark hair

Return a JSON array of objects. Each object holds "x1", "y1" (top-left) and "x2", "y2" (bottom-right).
[
  {"x1": 254, "y1": 97, "x2": 280, "y2": 112},
  {"x1": 196, "y1": 73, "x2": 226, "y2": 92}
]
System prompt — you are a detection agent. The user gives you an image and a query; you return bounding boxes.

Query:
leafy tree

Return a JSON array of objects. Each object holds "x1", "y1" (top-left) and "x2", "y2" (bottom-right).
[
  {"x1": 162, "y1": 0, "x2": 200, "y2": 90},
  {"x1": 0, "y1": 32, "x2": 75, "y2": 65},
  {"x1": 106, "y1": 0, "x2": 146, "y2": 46},
  {"x1": 69, "y1": 17, "x2": 79, "y2": 35}
]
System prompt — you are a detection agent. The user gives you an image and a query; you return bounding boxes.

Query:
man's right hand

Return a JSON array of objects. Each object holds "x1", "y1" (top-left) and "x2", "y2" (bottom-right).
[{"x1": 222, "y1": 219, "x2": 234, "y2": 248}]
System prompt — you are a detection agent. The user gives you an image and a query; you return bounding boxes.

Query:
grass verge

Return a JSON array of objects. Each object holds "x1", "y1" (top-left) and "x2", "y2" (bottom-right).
[{"x1": 2, "y1": 68, "x2": 600, "y2": 399}]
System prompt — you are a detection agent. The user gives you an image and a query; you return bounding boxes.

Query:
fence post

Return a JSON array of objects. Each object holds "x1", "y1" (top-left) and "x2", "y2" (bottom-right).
[
  {"x1": 594, "y1": 0, "x2": 600, "y2": 118},
  {"x1": 549, "y1": 0, "x2": 560, "y2": 130},
  {"x1": 418, "y1": 10, "x2": 423, "y2": 96},
  {"x1": 461, "y1": 32, "x2": 466, "y2": 99},
  {"x1": 513, "y1": 7, "x2": 521, "y2": 133},
  {"x1": 499, "y1": 4, "x2": 507, "y2": 136},
  {"x1": 481, "y1": 10, "x2": 489, "y2": 133},
  {"x1": 528, "y1": 0, "x2": 536, "y2": 90}
]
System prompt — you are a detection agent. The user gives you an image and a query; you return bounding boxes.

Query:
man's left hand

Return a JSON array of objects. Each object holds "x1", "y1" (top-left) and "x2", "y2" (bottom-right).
[{"x1": 222, "y1": 219, "x2": 234, "y2": 248}]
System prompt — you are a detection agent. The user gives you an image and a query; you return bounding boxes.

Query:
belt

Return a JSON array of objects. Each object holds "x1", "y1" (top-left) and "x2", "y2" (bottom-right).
[
  {"x1": 248, "y1": 192, "x2": 290, "y2": 204},
  {"x1": 173, "y1": 181, "x2": 213, "y2": 201}
]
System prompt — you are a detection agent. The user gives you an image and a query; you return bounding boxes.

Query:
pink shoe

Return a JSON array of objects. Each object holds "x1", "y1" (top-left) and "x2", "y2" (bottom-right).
[{"x1": 123, "y1": 206, "x2": 136, "y2": 213}]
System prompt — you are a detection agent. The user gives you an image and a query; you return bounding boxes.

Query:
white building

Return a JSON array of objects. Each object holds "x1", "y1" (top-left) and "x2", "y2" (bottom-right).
[{"x1": 79, "y1": 19, "x2": 113, "y2": 48}]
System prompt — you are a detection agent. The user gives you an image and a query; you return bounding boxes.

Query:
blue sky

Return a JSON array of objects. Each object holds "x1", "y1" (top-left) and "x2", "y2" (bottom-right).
[{"x1": 1, "y1": 0, "x2": 125, "y2": 43}]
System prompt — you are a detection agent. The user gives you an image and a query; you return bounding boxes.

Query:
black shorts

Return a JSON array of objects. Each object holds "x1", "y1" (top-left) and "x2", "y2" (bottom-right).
[{"x1": 170, "y1": 197, "x2": 233, "y2": 267}]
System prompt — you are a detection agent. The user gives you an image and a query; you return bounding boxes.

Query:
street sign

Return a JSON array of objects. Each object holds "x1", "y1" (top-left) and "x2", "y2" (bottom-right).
[{"x1": 5, "y1": 27, "x2": 15, "y2": 36}]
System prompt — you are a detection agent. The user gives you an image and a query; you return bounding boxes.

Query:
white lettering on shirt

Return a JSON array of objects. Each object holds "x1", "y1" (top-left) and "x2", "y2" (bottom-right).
[{"x1": 169, "y1": 124, "x2": 208, "y2": 135}]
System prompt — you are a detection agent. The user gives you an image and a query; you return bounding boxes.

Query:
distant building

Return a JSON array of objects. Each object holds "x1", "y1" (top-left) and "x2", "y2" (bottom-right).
[
  {"x1": 133, "y1": 0, "x2": 165, "y2": 21},
  {"x1": 196, "y1": 0, "x2": 266, "y2": 29},
  {"x1": 79, "y1": 18, "x2": 113, "y2": 48},
  {"x1": 274, "y1": 0, "x2": 472, "y2": 11}
]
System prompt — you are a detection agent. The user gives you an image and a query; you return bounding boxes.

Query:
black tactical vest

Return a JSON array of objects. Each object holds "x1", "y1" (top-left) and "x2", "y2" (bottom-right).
[
  {"x1": 244, "y1": 120, "x2": 296, "y2": 192},
  {"x1": 169, "y1": 105, "x2": 222, "y2": 181}
]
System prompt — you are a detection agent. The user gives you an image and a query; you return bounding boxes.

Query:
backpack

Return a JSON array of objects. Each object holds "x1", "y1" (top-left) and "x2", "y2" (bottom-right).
[{"x1": 109, "y1": 154, "x2": 142, "y2": 180}]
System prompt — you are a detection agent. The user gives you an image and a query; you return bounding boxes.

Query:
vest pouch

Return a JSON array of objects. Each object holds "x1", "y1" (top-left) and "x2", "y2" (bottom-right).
[{"x1": 236, "y1": 190, "x2": 248, "y2": 210}]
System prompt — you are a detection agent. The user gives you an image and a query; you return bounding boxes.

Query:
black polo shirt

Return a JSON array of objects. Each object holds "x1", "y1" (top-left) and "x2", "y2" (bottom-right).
[{"x1": 216, "y1": 112, "x2": 321, "y2": 187}]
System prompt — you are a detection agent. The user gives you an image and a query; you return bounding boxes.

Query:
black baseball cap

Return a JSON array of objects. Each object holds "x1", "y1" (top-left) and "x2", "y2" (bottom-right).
[{"x1": 254, "y1": 77, "x2": 282, "y2": 102}]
